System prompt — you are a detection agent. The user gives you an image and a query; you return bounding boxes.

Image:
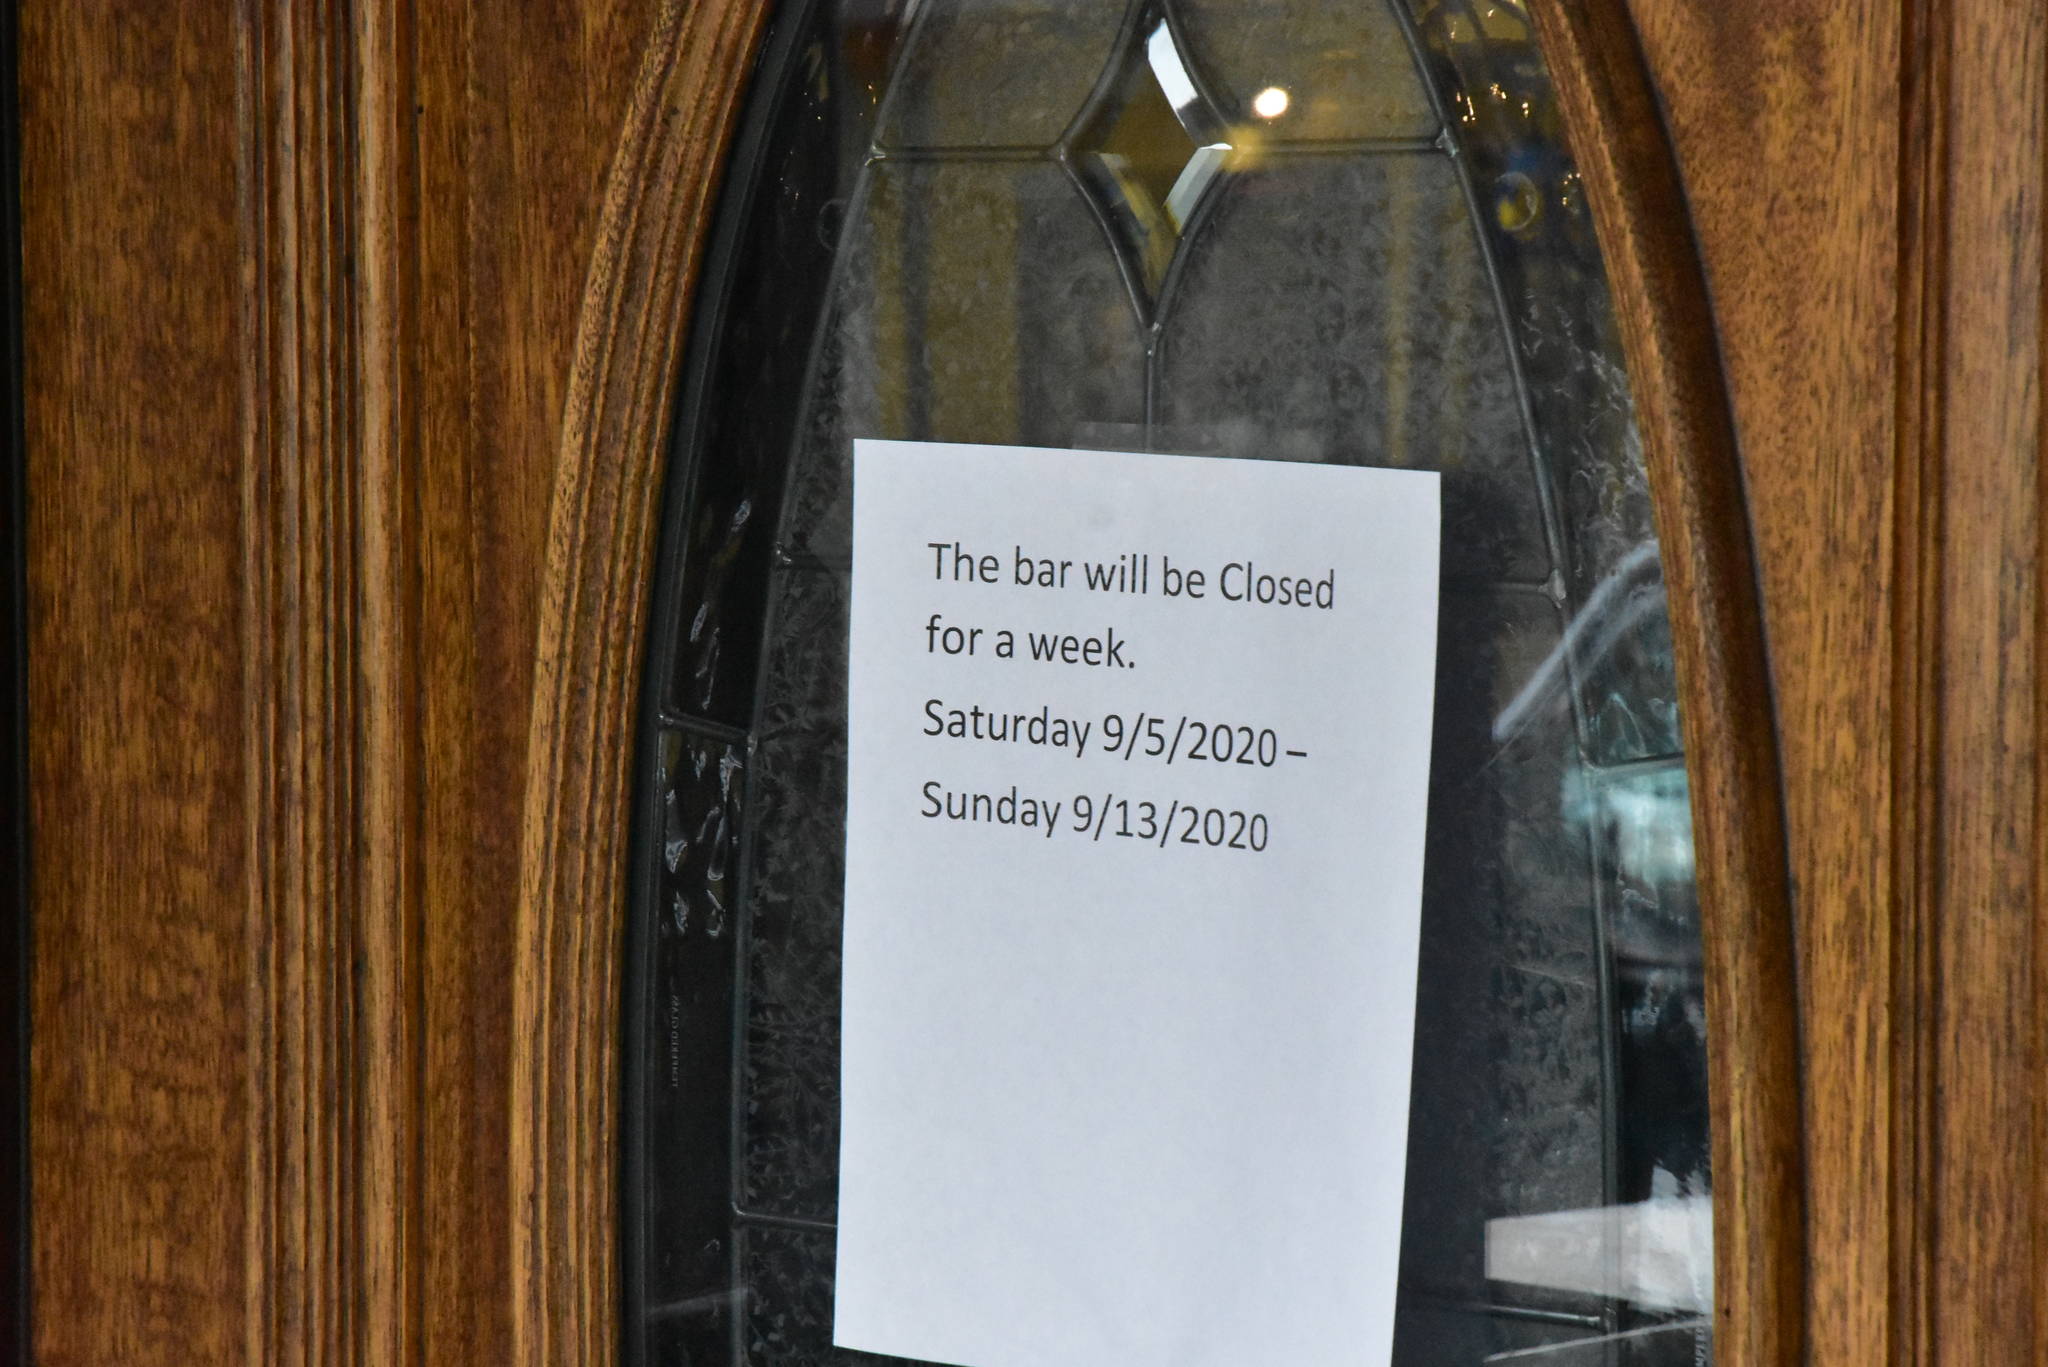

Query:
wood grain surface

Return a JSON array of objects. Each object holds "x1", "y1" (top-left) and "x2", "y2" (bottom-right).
[
  {"x1": 1530, "y1": 5, "x2": 1805, "y2": 1363},
  {"x1": 1621, "y1": 2, "x2": 1907, "y2": 1346},
  {"x1": 1626, "y1": 0, "x2": 2048, "y2": 1360},
  {"x1": 405, "y1": 3, "x2": 652, "y2": 1361},
  {"x1": 23, "y1": 0, "x2": 676, "y2": 1360},
  {"x1": 1921, "y1": 0, "x2": 2044, "y2": 1356},
  {"x1": 0, "y1": 1, "x2": 26, "y2": 1361},
  {"x1": 509, "y1": 0, "x2": 767, "y2": 1360},
  {"x1": 26, "y1": 0, "x2": 256, "y2": 1359},
  {"x1": 353, "y1": 2, "x2": 419, "y2": 1359},
  {"x1": 236, "y1": 3, "x2": 373, "y2": 1360}
]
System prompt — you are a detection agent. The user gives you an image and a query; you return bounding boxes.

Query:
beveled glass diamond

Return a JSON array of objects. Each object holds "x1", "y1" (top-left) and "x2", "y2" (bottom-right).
[{"x1": 1061, "y1": 5, "x2": 1232, "y2": 312}]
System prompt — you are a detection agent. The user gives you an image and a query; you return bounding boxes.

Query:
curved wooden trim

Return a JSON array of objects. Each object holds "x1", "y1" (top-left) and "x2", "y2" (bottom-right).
[
  {"x1": 1527, "y1": 4, "x2": 1807, "y2": 1363},
  {"x1": 511, "y1": 3, "x2": 1806, "y2": 1361},
  {"x1": 510, "y1": 1, "x2": 771, "y2": 1361}
]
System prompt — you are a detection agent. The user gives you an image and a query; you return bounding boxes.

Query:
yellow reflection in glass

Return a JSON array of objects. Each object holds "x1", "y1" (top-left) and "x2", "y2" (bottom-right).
[{"x1": 1251, "y1": 86, "x2": 1290, "y2": 120}]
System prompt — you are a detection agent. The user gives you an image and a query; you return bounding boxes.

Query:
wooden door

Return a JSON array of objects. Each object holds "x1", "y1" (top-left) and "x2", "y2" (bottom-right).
[{"x1": 13, "y1": 1, "x2": 2042, "y2": 1363}]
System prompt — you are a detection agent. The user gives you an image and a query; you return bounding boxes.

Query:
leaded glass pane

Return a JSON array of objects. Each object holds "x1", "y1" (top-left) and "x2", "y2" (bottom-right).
[{"x1": 628, "y1": 2, "x2": 1714, "y2": 1363}]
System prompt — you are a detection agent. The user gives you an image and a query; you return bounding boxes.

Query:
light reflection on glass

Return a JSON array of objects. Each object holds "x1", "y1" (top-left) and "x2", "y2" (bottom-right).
[{"x1": 1064, "y1": 5, "x2": 1235, "y2": 306}]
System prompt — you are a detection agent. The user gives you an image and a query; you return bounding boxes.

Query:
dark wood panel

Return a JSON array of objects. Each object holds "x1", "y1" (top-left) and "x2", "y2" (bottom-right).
[
  {"x1": 0, "y1": 0, "x2": 24, "y2": 1358},
  {"x1": 24, "y1": 0, "x2": 254, "y2": 1360}
]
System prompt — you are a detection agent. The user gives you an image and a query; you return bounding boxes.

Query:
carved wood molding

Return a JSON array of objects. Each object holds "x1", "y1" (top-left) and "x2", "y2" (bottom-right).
[
  {"x1": 23, "y1": 0, "x2": 418, "y2": 1357},
  {"x1": 512, "y1": 6, "x2": 1818, "y2": 1363},
  {"x1": 235, "y1": 0, "x2": 407, "y2": 1361},
  {"x1": 1528, "y1": 5, "x2": 1807, "y2": 1365},
  {"x1": 1898, "y1": 0, "x2": 2045, "y2": 1354},
  {"x1": 25, "y1": 0, "x2": 751, "y2": 1358},
  {"x1": 1568, "y1": 0, "x2": 2048, "y2": 1359},
  {"x1": 510, "y1": 1, "x2": 771, "y2": 1361},
  {"x1": 234, "y1": 2, "x2": 425, "y2": 1359},
  {"x1": 350, "y1": 0, "x2": 420, "y2": 1360}
]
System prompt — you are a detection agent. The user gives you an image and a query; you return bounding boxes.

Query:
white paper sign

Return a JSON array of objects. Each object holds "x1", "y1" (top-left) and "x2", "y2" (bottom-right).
[{"x1": 837, "y1": 439, "x2": 1441, "y2": 1367}]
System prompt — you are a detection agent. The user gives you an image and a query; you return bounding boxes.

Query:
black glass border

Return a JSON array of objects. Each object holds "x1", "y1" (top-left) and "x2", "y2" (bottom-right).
[{"x1": 622, "y1": 0, "x2": 821, "y2": 1360}]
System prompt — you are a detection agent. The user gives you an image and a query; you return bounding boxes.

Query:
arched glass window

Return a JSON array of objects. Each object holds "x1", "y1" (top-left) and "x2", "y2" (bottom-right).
[{"x1": 626, "y1": 2, "x2": 1711, "y2": 1362}]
